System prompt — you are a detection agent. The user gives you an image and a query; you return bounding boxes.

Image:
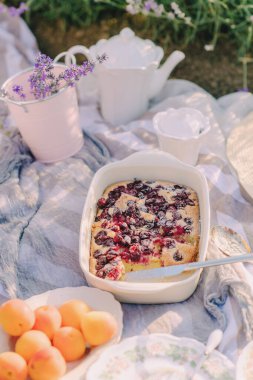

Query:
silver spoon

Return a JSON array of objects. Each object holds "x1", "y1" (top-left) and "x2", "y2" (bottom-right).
[
  {"x1": 190, "y1": 329, "x2": 223, "y2": 380},
  {"x1": 125, "y1": 226, "x2": 253, "y2": 282},
  {"x1": 125, "y1": 252, "x2": 253, "y2": 281},
  {"x1": 211, "y1": 225, "x2": 252, "y2": 263}
]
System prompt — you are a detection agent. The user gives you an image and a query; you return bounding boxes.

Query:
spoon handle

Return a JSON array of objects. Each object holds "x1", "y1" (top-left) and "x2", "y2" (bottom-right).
[
  {"x1": 125, "y1": 253, "x2": 253, "y2": 281},
  {"x1": 190, "y1": 329, "x2": 223, "y2": 380},
  {"x1": 184, "y1": 253, "x2": 253, "y2": 271},
  {"x1": 204, "y1": 329, "x2": 223, "y2": 355}
]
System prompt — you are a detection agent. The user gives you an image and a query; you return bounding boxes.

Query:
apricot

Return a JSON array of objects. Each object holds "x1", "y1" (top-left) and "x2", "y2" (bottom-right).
[
  {"x1": 58, "y1": 299, "x2": 90, "y2": 330},
  {"x1": 15, "y1": 330, "x2": 51, "y2": 362},
  {"x1": 80, "y1": 311, "x2": 118, "y2": 346},
  {"x1": 28, "y1": 346, "x2": 66, "y2": 380},
  {"x1": 52, "y1": 326, "x2": 86, "y2": 361},
  {"x1": 0, "y1": 352, "x2": 27, "y2": 380},
  {"x1": 33, "y1": 305, "x2": 62, "y2": 340},
  {"x1": 0, "y1": 299, "x2": 35, "y2": 336}
]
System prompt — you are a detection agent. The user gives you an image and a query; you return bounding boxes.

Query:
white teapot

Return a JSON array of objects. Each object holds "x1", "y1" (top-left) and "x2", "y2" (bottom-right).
[{"x1": 67, "y1": 28, "x2": 185, "y2": 125}]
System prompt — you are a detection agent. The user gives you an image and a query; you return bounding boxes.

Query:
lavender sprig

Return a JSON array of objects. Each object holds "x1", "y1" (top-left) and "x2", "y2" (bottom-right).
[
  {"x1": 0, "y1": 2, "x2": 28, "y2": 17},
  {"x1": 11, "y1": 52, "x2": 107, "y2": 101},
  {"x1": 12, "y1": 85, "x2": 26, "y2": 100}
]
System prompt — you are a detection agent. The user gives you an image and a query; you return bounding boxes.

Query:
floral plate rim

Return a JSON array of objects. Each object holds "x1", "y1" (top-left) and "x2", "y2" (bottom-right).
[{"x1": 86, "y1": 332, "x2": 235, "y2": 380}]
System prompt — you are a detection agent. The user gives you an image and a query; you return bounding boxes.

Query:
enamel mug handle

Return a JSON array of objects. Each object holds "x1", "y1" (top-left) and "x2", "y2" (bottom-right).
[
  {"x1": 53, "y1": 51, "x2": 76, "y2": 65},
  {"x1": 65, "y1": 45, "x2": 93, "y2": 66}
]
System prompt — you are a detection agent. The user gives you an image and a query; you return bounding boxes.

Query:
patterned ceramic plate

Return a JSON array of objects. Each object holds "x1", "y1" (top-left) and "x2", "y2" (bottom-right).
[
  {"x1": 86, "y1": 333, "x2": 235, "y2": 380},
  {"x1": 227, "y1": 113, "x2": 253, "y2": 203},
  {"x1": 0, "y1": 286, "x2": 123, "y2": 380},
  {"x1": 236, "y1": 341, "x2": 253, "y2": 380}
]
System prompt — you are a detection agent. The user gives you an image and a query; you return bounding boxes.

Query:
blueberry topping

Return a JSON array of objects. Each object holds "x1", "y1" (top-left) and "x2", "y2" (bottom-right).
[
  {"x1": 120, "y1": 222, "x2": 128, "y2": 229},
  {"x1": 173, "y1": 184, "x2": 184, "y2": 190},
  {"x1": 142, "y1": 239, "x2": 150, "y2": 247},
  {"x1": 93, "y1": 250, "x2": 104, "y2": 258},
  {"x1": 94, "y1": 180, "x2": 198, "y2": 278},
  {"x1": 164, "y1": 239, "x2": 176, "y2": 249},
  {"x1": 94, "y1": 231, "x2": 107, "y2": 244},
  {"x1": 96, "y1": 269, "x2": 106, "y2": 278},
  {"x1": 139, "y1": 231, "x2": 151, "y2": 240},
  {"x1": 184, "y1": 225, "x2": 192, "y2": 234},
  {"x1": 146, "y1": 221, "x2": 155, "y2": 229},
  {"x1": 173, "y1": 251, "x2": 183, "y2": 261},
  {"x1": 124, "y1": 235, "x2": 131, "y2": 245}
]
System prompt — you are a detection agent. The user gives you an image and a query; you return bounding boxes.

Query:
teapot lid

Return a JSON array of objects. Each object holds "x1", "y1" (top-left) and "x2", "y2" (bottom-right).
[{"x1": 89, "y1": 27, "x2": 164, "y2": 69}]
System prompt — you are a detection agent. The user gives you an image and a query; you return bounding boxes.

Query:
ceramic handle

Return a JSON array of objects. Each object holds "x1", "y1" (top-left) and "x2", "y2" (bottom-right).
[
  {"x1": 0, "y1": 90, "x2": 24, "y2": 107},
  {"x1": 205, "y1": 329, "x2": 223, "y2": 355},
  {"x1": 0, "y1": 95, "x2": 8, "y2": 104},
  {"x1": 65, "y1": 45, "x2": 93, "y2": 66},
  {"x1": 191, "y1": 329, "x2": 223, "y2": 380},
  {"x1": 53, "y1": 51, "x2": 76, "y2": 65}
]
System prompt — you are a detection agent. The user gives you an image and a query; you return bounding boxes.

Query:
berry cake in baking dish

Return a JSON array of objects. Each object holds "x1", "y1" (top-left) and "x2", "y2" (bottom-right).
[{"x1": 90, "y1": 179, "x2": 200, "y2": 281}]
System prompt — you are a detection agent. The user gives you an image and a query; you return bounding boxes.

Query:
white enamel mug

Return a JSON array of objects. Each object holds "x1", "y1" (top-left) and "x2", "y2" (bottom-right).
[
  {"x1": 153, "y1": 107, "x2": 211, "y2": 166},
  {"x1": 0, "y1": 53, "x2": 84, "y2": 163}
]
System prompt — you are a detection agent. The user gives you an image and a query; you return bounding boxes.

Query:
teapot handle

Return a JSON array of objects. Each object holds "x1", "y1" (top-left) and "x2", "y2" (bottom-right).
[
  {"x1": 65, "y1": 45, "x2": 93, "y2": 66},
  {"x1": 53, "y1": 51, "x2": 76, "y2": 65}
]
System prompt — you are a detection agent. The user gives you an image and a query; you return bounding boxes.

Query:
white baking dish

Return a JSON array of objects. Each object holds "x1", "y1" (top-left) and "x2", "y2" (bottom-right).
[{"x1": 79, "y1": 150, "x2": 210, "y2": 303}]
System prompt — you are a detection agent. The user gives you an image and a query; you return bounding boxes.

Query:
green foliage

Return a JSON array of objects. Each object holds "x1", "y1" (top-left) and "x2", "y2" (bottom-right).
[
  {"x1": 96, "y1": 0, "x2": 253, "y2": 57},
  {"x1": 25, "y1": 0, "x2": 100, "y2": 26},
  {"x1": 4, "y1": 0, "x2": 253, "y2": 58},
  {"x1": 5, "y1": 0, "x2": 124, "y2": 26}
]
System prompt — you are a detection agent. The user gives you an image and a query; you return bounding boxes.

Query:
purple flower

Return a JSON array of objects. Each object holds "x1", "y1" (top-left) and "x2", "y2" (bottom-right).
[
  {"x1": 18, "y1": 2, "x2": 29, "y2": 14},
  {"x1": 144, "y1": 1, "x2": 152, "y2": 11},
  {"x1": 12, "y1": 85, "x2": 26, "y2": 99},
  {"x1": 237, "y1": 87, "x2": 249, "y2": 92},
  {"x1": 59, "y1": 60, "x2": 95, "y2": 88},
  {"x1": 12, "y1": 52, "x2": 107, "y2": 101},
  {"x1": 8, "y1": 6, "x2": 19, "y2": 17},
  {"x1": 144, "y1": 0, "x2": 158, "y2": 11},
  {"x1": 7, "y1": 2, "x2": 28, "y2": 17},
  {"x1": 34, "y1": 53, "x2": 54, "y2": 71}
]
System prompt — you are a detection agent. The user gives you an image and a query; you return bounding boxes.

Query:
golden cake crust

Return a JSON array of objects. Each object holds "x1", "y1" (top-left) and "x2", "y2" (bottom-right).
[{"x1": 90, "y1": 180, "x2": 200, "y2": 280}]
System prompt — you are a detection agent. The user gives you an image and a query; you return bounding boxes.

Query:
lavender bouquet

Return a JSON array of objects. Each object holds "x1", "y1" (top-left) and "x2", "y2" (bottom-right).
[
  {"x1": 0, "y1": 51, "x2": 107, "y2": 162},
  {"x1": 0, "y1": 2, "x2": 28, "y2": 17},
  {"x1": 1, "y1": 52, "x2": 107, "y2": 103}
]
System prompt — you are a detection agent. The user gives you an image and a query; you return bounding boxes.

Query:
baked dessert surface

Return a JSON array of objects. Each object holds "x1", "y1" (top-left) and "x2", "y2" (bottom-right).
[{"x1": 90, "y1": 180, "x2": 200, "y2": 281}]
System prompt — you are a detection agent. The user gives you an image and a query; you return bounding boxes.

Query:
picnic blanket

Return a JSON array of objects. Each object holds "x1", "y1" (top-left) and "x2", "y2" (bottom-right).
[{"x1": 1, "y1": 9, "x2": 253, "y2": 365}]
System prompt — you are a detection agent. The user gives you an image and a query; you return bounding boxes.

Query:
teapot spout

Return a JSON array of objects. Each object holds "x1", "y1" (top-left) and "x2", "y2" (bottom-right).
[{"x1": 148, "y1": 50, "x2": 185, "y2": 99}]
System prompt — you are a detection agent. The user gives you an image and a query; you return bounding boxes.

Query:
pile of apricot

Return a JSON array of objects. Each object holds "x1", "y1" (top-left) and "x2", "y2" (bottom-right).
[{"x1": 0, "y1": 298, "x2": 118, "y2": 380}]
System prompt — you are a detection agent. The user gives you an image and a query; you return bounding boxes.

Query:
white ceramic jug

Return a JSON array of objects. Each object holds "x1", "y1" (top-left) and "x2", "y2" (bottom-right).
[{"x1": 67, "y1": 28, "x2": 185, "y2": 126}]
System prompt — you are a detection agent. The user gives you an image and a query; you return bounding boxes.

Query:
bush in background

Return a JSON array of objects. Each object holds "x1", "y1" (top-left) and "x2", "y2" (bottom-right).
[
  {"x1": 4, "y1": 0, "x2": 253, "y2": 59},
  {"x1": 3, "y1": 0, "x2": 253, "y2": 94},
  {"x1": 96, "y1": 0, "x2": 253, "y2": 59}
]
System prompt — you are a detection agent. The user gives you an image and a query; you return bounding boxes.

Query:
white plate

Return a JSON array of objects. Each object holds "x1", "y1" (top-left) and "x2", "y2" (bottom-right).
[
  {"x1": 236, "y1": 341, "x2": 253, "y2": 380},
  {"x1": 86, "y1": 333, "x2": 235, "y2": 380},
  {"x1": 227, "y1": 113, "x2": 253, "y2": 203},
  {"x1": 0, "y1": 286, "x2": 123, "y2": 380},
  {"x1": 79, "y1": 150, "x2": 210, "y2": 303}
]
